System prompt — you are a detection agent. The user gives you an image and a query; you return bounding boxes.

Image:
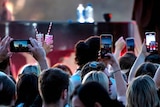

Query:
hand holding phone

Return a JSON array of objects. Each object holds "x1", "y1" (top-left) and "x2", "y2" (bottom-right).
[
  {"x1": 100, "y1": 34, "x2": 113, "y2": 58},
  {"x1": 10, "y1": 40, "x2": 31, "y2": 52}
]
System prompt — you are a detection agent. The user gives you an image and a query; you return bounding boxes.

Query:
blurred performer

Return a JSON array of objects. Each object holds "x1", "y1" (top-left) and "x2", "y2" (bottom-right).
[
  {"x1": 132, "y1": 0, "x2": 160, "y2": 53},
  {"x1": 0, "y1": 0, "x2": 14, "y2": 21}
]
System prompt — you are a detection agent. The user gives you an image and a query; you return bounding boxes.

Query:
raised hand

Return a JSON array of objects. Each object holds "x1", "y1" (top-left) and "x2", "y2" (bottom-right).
[
  {"x1": 0, "y1": 36, "x2": 13, "y2": 62},
  {"x1": 28, "y1": 38, "x2": 49, "y2": 70}
]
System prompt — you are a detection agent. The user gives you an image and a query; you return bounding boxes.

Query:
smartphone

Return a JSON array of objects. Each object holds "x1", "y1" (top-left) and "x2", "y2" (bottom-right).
[
  {"x1": 126, "y1": 37, "x2": 134, "y2": 52},
  {"x1": 10, "y1": 40, "x2": 31, "y2": 52},
  {"x1": 100, "y1": 34, "x2": 113, "y2": 58},
  {"x1": 145, "y1": 32, "x2": 157, "y2": 53}
]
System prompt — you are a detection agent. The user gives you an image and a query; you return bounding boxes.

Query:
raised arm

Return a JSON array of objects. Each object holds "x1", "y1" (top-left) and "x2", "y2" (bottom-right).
[
  {"x1": 0, "y1": 36, "x2": 13, "y2": 62},
  {"x1": 128, "y1": 41, "x2": 149, "y2": 83},
  {"x1": 102, "y1": 53, "x2": 127, "y2": 106},
  {"x1": 28, "y1": 38, "x2": 49, "y2": 71},
  {"x1": 114, "y1": 36, "x2": 126, "y2": 60},
  {"x1": 110, "y1": 53, "x2": 127, "y2": 105}
]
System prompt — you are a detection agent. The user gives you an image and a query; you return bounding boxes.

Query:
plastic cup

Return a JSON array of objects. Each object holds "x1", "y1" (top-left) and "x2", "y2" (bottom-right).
[
  {"x1": 45, "y1": 34, "x2": 54, "y2": 45},
  {"x1": 36, "y1": 33, "x2": 44, "y2": 46}
]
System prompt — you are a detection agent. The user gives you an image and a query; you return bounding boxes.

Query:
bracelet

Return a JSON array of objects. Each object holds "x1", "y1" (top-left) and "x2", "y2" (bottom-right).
[{"x1": 112, "y1": 69, "x2": 121, "y2": 74}]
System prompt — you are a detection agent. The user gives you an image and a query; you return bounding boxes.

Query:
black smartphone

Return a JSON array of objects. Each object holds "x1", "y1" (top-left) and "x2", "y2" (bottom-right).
[
  {"x1": 100, "y1": 34, "x2": 113, "y2": 58},
  {"x1": 10, "y1": 40, "x2": 31, "y2": 52},
  {"x1": 145, "y1": 32, "x2": 157, "y2": 53},
  {"x1": 126, "y1": 37, "x2": 134, "y2": 52}
]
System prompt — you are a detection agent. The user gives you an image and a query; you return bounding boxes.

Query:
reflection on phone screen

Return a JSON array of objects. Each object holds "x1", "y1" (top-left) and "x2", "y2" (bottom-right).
[
  {"x1": 126, "y1": 38, "x2": 134, "y2": 52},
  {"x1": 10, "y1": 40, "x2": 31, "y2": 52},
  {"x1": 100, "y1": 34, "x2": 112, "y2": 58},
  {"x1": 145, "y1": 32, "x2": 157, "y2": 53}
]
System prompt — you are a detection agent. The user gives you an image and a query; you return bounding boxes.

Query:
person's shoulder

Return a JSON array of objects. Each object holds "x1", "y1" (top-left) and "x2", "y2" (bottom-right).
[
  {"x1": 70, "y1": 69, "x2": 82, "y2": 88},
  {"x1": 71, "y1": 69, "x2": 81, "y2": 76},
  {"x1": 70, "y1": 70, "x2": 81, "y2": 80}
]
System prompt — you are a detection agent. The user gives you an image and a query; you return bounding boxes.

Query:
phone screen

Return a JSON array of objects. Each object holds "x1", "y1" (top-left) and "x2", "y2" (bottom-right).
[
  {"x1": 126, "y1": 37, "x2": 134, "y2": 52},
  {"x1": 10, "y1": 40, "x2": 31, "y2": 52},
  {"x1": 100, "y1": 34, "x2": 112, "y2": 58},
  {"x1": 145, "y1": 32, "x2": 157, "y2": 52}
]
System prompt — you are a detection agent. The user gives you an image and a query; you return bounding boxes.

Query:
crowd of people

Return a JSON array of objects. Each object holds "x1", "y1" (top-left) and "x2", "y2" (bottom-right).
[
  {"x1": 0, "y1": 0, "x2": 160, "y2": 106},
  {"x1": 0, "y1": 34, "x2": 160, "y2": 107}
]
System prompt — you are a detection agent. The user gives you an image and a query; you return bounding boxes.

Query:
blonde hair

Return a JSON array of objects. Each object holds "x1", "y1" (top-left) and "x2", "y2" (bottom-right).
[
  {"x1": 82, "y1": 70, "x2": 109, "y2": 92},
  {"x1": 126, "y1": 75, "x2": 160, "y2": 107}
]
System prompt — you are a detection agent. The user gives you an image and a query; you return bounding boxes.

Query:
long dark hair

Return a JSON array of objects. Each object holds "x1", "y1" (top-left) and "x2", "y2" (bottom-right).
[{"x1": 71, "y1": 81, "x2": 124, "y2": 107}]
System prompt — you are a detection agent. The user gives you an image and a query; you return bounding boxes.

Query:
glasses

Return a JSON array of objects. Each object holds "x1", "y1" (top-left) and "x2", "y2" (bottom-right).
[
  {"x1": 88, "y1": 61, "x2": 106, "y2": 70},
  {"x1": 89, "y1": 61, "x2": 100, "y2": 68},
  {"x1": 81, "y1": 61, "x2": 106, "y2": 80}
]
